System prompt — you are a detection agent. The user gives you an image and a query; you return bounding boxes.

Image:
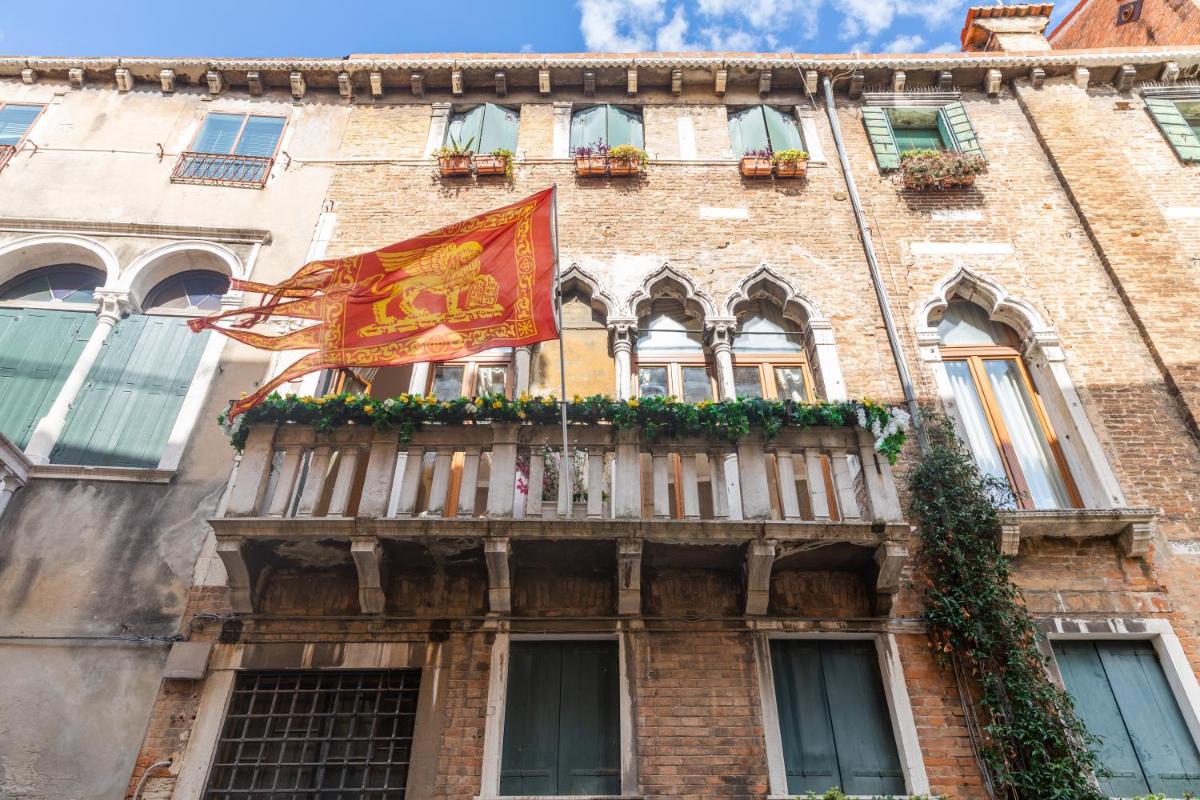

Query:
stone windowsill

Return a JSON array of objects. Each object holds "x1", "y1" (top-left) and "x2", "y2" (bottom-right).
[
  {"x1": 1000, "y1": 507, "x2": 1157, "y2": 557},
  {"x1": 29, "y1": 464, "x2": 174, "y2": 484}
]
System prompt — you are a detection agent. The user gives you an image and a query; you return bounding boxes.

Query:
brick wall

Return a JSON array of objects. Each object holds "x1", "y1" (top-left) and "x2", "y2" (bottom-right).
[{"x1": 1051, "y1": 0, "x2": 1200, "y2": 48}]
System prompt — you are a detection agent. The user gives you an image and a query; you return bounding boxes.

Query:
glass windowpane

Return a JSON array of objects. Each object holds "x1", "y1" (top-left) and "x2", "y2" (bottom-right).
[
  {"x1": 638, "y1": 367, "x2": 669, "y2": 398},
  {"x1": 944, "y1": 360, "x2": 1011, "y2": 501},
  {"x1": 431, "y1": 365, "x2": 465, "y2": 400},
  {"x1": 234, "y1": 116, "x2": 285, "y2": 157},
  {"x1": 475, "y1": 366, "x2": 508, "y2": 396},
  {"x1": 193, "y1": 113, "x2": 244, "y2": 155},
  {"x1": 0, "y1": 105, "x2": 42, "y2": 146},
  {"x1": 983, "y1": 359, "x2": 1072, "y2": 509},
  {"x1": 773, "y1": 367, "x2": 809, "y2": 402},
  {"x1": 681, "y1": 366, "x2": 712, "y2": 402},
  {"x1": 734, "y1": 366, "x2": 763, "y2": 398}
]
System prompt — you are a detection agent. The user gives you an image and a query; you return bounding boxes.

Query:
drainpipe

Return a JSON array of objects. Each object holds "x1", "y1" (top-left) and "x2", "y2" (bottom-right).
[{"x1": 821, "y1": 76, "x2": 928, "y2": 454}]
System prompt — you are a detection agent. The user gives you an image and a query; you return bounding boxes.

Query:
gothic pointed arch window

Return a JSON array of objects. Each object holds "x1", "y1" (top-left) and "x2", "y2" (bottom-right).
[
  {"x1": 634, "y1": 297, "x2": 713, "y2": 402},
  {"x1": 731, "y1": 299, "x2": 814, "y2": 402},
  {"x1": 936, "y1": 299, "x2": 1080, "y2": 510}
]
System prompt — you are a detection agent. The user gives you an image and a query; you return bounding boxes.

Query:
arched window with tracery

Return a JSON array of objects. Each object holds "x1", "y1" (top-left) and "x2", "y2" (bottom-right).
[
  {"x1": 731, "y1": 300, "x2": 813, "y2": 402},
  {"x1": 635, "y1": 298, "x2": 713, "y2": 402},
  {"x1": 936, "y1": 299, "x2": 1080, "y2": 510}
]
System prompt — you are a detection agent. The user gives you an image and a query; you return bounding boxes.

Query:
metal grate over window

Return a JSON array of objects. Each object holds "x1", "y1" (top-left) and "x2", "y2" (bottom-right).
[{"x1": 204, "y1": 670, "x2": 421, "y2": 800}]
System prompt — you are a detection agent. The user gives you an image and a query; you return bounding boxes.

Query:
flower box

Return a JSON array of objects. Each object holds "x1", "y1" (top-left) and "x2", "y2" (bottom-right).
[
  {"x1": 898, "y1": 149, "x2": 987, "y2": 192},
  {"x1": 739, "y1": 156, "x2": 774, "y2": 178},
  {"x1": 606, "y1": 157, "x2": 642, "y2": 177},
  {"x1": 773, "y1": 158, "x2": 809, "y2": 178},
  {"x1": 437, "y1": 154, "x2": 472, "y2": 177},
  {"x1": 575, "y1": 156, "x2": 607, "y2": 177},
  {"x1": 474, "y1": 153, "x2": 509, "y2": 176}
]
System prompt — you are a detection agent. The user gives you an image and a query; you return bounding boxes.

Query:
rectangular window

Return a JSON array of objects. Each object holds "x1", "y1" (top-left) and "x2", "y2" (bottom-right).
[
  {"x1": 204, "y1": 670, "x2": 421, "y2": 800},
  {"x1": 500, "y1": 641, "x2": 620, "y2": 797},
  {"x1": 428, "y1": 349, "x2": 512, "y2": 400},
  {"x1": 0, "y1": 103, "x2": 42, "y2": 146},
  {"x1": 635, "y1": 363, "x2": 713, "y2": 401},
  {"x1": 1055, "y1": 640, "x2": 1200, "y2": 798},
  {"x1": 172, "y1": 112, "x2": 286, "y2": 188},
  {"x1": 728, "y1": 105, "x2": 804, "y2": 156},
  {"x1": 445, "y1": 103, "x2": 519, "y2": 153},
  {"x1": 771, "y1": 640, "x2": 906, "y2": 796},
  {"x1": 569, "y1": 105, "x2": 644, "y2": 150},
  {"x1": 863, "y1": 102, "x2": 984, "y2": 170},
  {"x1": 886, "y1": 108, "x2": 946, "y2": 152},
  {"x1": 731, "y1": 361, "x2": 813, "y2": 402},
  {"x1": 1145, "y1": 97, "x2": 1200, "y2": 163}
]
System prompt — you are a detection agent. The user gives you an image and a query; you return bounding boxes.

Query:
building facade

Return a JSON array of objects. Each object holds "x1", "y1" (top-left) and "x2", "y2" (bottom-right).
[{"x1": 0, "y1": 7, "x2": 1199, "y2": 800}]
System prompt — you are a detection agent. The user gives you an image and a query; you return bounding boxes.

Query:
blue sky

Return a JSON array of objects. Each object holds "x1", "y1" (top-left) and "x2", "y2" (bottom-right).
[{"x1": 0, "y1": 1, "x2": 1072, "y2": 57}]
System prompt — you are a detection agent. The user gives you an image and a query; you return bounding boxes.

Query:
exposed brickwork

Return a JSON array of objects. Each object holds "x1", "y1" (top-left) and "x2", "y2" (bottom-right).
[{"x1": 1051, "y1": 0, "x2": 1200, "y2": 48}]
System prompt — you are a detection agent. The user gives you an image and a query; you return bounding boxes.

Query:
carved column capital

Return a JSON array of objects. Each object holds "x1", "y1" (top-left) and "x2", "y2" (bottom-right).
[
  {"x1": 93, "y1": 290, "x2": 133, "y2": 324},
  {"x1": 607, "y1": 316, "x2": 637, "y2": 354},
  {"x1": 705, "y1": 316, "x2": 737, "y2": 354}
]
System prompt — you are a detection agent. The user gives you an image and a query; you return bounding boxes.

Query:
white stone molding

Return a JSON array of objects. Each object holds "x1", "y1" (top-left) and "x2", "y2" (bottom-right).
[
  {"x1": 424, "y1": 103, "x2": 452, "y2": 159},
  {"x1": 676, "y1": 114, "x2": 697, "y2": 160},
  {"x1": 552, "y1": 102, "x2": 573, "y2": 159},
  {"x1": 794, "y1": 106, "x2": 827, "y2": 164},
  {"x1": 0, "y1": 432, "x2": 31, "y2": 521},
  {"x1": 0, "y1": 233, "x2": 120, "y2": 289},
  {"x1": 754, "y1": 631, "x2": 930, "y2": 797},
  {"x1": 916, "y1": 266, "x2": 1127, "y2": 509},
  {"x1": 559, "y1": 262, "x2": 618, "y2": 319},
  {"x1": 624, "y1": 261, "x2": 717, "y2": 318},
  {"x1": 119, "y1": 240, "x2": 245, "y2": 309},
  {"x1": 724, "y1": 264, "x2": 847, "y2": 401},
  {"x1": 706, "y1": 315, "x2": 738, "y2": 401}
]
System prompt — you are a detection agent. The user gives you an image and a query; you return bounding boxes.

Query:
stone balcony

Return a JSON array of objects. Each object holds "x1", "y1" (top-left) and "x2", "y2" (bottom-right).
[{"x1": 211, "y1": 421, "x2": 910, "y2": 617}]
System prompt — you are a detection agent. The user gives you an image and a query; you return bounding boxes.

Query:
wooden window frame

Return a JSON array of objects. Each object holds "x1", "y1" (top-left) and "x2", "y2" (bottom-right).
[
  {"x1": 189, "y1": 112, "x2": 288, "y2": 159},
  {"x1": 631, "y1": 352, "x2": 716, "y2": 401},
  {"x1": 425, "y1": 353, "x2": 515, "y2": 399},
  {"x1": 730, "y1": 354, "x2": 815, "y2": 401},
  {"x1": 941, "y1": 343, "x2": 1081, "y2": 510}
]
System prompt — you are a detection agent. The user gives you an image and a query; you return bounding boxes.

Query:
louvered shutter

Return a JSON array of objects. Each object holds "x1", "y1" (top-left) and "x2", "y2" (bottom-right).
[
  {"x1": 607, "y1": 106, "x2": 644, "y2": 149},
  {"x1": 500, "y1": 642, "x2": 564, "y2": 795},
  {"x1": 478, "y1": 104, "x2": 519, "y2": 153},
  {"x1": 763, "y1": 105, "x2": 804, "y2": 152},
  {"x1": 771, "y1": 640, "x2": 842, "y2": 793},
  {"x1": 192, "y1": 113, "x2": 243, "y2": 154},
  {"x1": 821, "y1": 642, "x2": 906, "y2": 796},
  {"x1": 570, "y1": 106, "x2": 607, "y2": 150},
  {"x1": 52, "y1": 315, "x2": 208, "y2": 468},
  {"x1": 938, "y1": 101, "x2": 984, "y2": 157},
  {"x1": 0, "y1": 308, "x2": 96, "y2": 448},
  {"x1": 557, "y1": 642, "x2": 620, "y2": 795},
  {"x1": 861, "y1": 107, "x2": 900, "y2": 170},
  {"x1": 0, "y1": 105, "x2": 42, "y2": 146},
  {"x1": 728, "y1": 106, "x2": 769, "y2": 156},
  {"x1": 234, "y1": 116, "x2": 285, "y2": 157},
  {"x1": 446, "y1": 105, "x2": 485, "y2": 152},
  {"x1": 1145, "y1": 98, "x2": 1200, "y2": 163}
]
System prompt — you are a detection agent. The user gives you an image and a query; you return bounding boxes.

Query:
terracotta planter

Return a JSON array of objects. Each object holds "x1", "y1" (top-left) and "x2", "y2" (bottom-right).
[
  {"x1": 739, "y1": 156, "x2": 773, "y2": 178},
  {"x1": 474, "y1": 154, "x2": 509, "y2": 176},
  {"x1": 437, "y1": 154, "x2": 472, "y2": 177},
  {"x1": 902, "y1": 171, "x2": 979, "y2": 191},
  {"x1": 574, "y1": 156, "x2": 607, "y2": 177},
  {"x1": 773, "y1": 158, "x2": 809, "y2": 179},
  {"x1": 607, "y1": 157, "x2": 642, "y2": 177}
]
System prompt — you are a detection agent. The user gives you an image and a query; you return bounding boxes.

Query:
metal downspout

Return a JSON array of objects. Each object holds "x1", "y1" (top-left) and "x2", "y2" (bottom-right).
[{"x1": 821, "y1": 76, "x2": 928, "y2": 454}]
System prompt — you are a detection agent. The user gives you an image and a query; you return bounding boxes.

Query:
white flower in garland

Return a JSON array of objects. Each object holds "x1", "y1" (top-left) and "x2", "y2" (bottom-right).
[{"x1": 858, "y1": 404, "x2": 910, "y2": 453}]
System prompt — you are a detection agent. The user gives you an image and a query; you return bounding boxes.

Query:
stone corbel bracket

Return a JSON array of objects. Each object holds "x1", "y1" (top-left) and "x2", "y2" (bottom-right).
[{"x1": 998, "y1": 508, "x2": 1158, "y2": 558}]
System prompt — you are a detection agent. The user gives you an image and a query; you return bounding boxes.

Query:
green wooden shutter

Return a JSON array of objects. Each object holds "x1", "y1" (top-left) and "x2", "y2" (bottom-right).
[
  {"x1": 570, "y1": 106, "x2": 607, "y2": 150},
  {"x1": 771, "y1": 641, "x2": 842, "y2": 793},
  {"x1": 1098, "y1": 641, "x2": 1200, "y2": 795},
  {"x1": 1056, "y1": 641, "x2": 1154, "y2": 797},
  {"x1": 51, "y1": 315, "x2": 208, "y2": 468},
  {"x1": 607, "y1": 106, "x2": 644, "y2": 149},
  {"x1": 478, "y1": 104, "x2": 519, "y2": 153},
  {"x1": 500, "y1": 642, "x2": 563, "y2": 795},
  {"x1": 939, "y1": 101, "x2": 984, "y2": 157},
  {"x1": 821, "y1": 642, "x2": 906, "y2": 796},
  {"x1": 728, "y1": 106, "x2": 769, "y2": 156},
  {"x1": 862, "y1": 107, "x2": 900, "y2": 170},
  {"x1": 558, "y1": 642, "x2": 620, "y2": 795},
  {"x1": 763, "y1": 105, "x2": 804, "y2": 152},
  {"x1": 1145, "y1": 98, "x2": 1200, "y2": 163},
  {"x1": 446, "y1": 105, "x2": 485, "y2": 152},
  {"x1": 0, "y1": 308, "x2": 96, "y2": 448}
]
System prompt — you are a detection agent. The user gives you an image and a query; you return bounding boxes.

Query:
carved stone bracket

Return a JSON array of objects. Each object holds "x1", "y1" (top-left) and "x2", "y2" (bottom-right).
[
  {"x1": 485, "y1": 538, "x2": 512, "y2": 614},
  {"x1": 617, "y1": 540, "x2": 642, "y2": 615},
  {"x1": 745, "y1": 539, "x2": 777, "y2": 616}
]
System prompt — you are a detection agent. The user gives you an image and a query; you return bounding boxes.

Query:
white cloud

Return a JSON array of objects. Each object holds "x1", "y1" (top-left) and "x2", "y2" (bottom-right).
[
  {"x1": 882, "y1": 33, "x2": 925, "y2": 52},
  {"x1": 519, "y1": 42, "x2": 534, "y2": 53},
  {"x1": 577, "y1": 0, "x2": 667, "y2": 51},
  {"x1": 928, "y1": 40, "x2": 960, "y2": 52},
  {"x1": 656, "y1": 5, "x2": 694, "y2": 49}
]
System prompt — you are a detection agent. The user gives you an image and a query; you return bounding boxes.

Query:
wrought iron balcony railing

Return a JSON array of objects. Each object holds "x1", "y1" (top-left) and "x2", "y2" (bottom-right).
[{"x1": 170, "y1": 151, "x2": 274, "y2": 188}]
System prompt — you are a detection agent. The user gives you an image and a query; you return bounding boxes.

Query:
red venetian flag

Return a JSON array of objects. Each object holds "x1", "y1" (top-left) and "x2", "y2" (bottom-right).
[{"x1": 191, "y1": 188, "x2": 559, "y2": 419}]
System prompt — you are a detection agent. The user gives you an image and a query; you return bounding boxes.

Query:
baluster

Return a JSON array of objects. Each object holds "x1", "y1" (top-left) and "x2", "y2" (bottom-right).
[
  {"x1": 736, "y1": 437, "x2": 772, "y2": 520},
  {"x1": 295, "y1": 444, "x2": 333, "y2": 518},
  {"x1": 359, "y1": 434, "x2": 399, "y2": 518},
  {"x1": 266, "y1": 446, "x2": 304, "y2": 518},
  {"x1": 458, "y1": 447, "x2": 482, "y2": 518},
  {"x1": 830, "y1": 451, "x2": 862, "y2": 521},
  {"x1": 774, "y1": 448, "x2": 802, "y2": 521},
  {"x1": 724, "y1": 452, "x2": 744, "y2": 520},
  {"x1": 226, "y1": 425, "x2": 277, "y2": 516},
  {"x1": 587, "y1": 448, "x2": 605, "y2": 519},
  {"x1": 804, "y1": 448, "x2": 831, "y2": 521},
  {"x1": 680, "y1": 452, "x2": 700, "y2": 520},
  {"x1": 392, "y1": 446, "x2": 425, "y2": 518},
  {"x1": 708, "y1": 450, "x2": 729, "y2": 519},
  {"x1": 327, "y1": 446, "x2": 363, "y2": 517},
  {"x1": 525, "y1": 448, "x2": 545, "y2": 518},
  {"x1": 487, "y1": 424, "x2": 519, "y2": 518},
  {"x1": 612, "y1": 429, "x2": 641, "y2": 519},
  {"x1": 651, "y1": 451, "x2": 670, "y2": 518},
  {"x1": 426, "y1": 449, "x2": 453, "y2": 517}
]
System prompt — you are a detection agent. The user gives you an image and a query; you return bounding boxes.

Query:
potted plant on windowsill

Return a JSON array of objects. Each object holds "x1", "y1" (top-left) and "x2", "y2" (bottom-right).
[
  {"x1": 573, "y1": 143, "x2": 608, "y2": 177},
  {"x1": 739, "y1": 147, "x2": 774, "y2": 178},
  {"x1": 899, "y1": 148, "x2": 987, "y2": 190},
  {"x1": 606, "y1": 144, "x2": 647, "y2": 177},
  {"x1": 434, "y1": 134, "x2": 474, "y2": 177},
  {"x1": 772, "y1": 148, "x2": 810, "y2": 178},
  {"x1": 475, "y1": 148, "x2": 513, "y2": 178}
]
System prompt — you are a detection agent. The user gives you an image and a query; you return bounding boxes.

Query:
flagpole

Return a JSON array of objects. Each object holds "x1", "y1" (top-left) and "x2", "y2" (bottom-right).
[{"x1": 551, "y1": 185, "x2": 571, "y2": 517}]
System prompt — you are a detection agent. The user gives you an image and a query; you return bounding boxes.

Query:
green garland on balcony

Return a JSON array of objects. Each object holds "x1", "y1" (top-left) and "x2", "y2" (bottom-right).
[
  {"x1": 220, "y1": 392, "x2": 908, "y2": 461},
  {"x1": 910, "y1": 415, "x2": 1106, "y2": 799}
]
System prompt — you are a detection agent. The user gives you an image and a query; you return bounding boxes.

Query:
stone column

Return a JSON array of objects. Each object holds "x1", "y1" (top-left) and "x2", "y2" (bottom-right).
[
  {"x1": 25, "y1": 290, "x2": 131, "y2": 465},
  {"x1": 706, "y1": 316, "x2": 737, "y2": 401},
  {"x1": 607, "y1": 317, "x2": 637, "y2": 400},
  {"x1": 513, "y1": 345, "x2": 532, "y2": 396}
]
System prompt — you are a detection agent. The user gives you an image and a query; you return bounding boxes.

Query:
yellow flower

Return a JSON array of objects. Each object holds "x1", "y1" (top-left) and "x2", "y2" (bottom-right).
[
  {"x1": 441, "y1": 401, "x2": 450, "y2": 409},
  {"x1": 399, "y1": 393, "x2": 409, "y2": 403},
  {"x1": 517, "y1": 410, "x2": 527, "y2": 419},
  {"x1": 316, "y1": 397, "x2": 327, "y2": 405},
  {"x1": 492, "y1": 400, "x2": 502, "y2": 409},
  {"x1": 519, "y1": 392, "x2": 530, "y2": 402},
  {"x1": 364, "y1": 405, "x2": 375, "y2": 415},
  {"x1": 629, "y1": 399, "x2": 640, "y2": 408},
  {"x1": 414, "y1": 395, "x2": 424, "y2": 405},
  {"x1": 572, "y1": 395, "x2": 582, "y2": 403}
]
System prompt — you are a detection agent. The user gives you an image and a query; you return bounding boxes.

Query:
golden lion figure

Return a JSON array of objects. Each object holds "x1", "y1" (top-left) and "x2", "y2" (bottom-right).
[{"x1": 358, "y1": 240, "x2": 503, "y2": 337}]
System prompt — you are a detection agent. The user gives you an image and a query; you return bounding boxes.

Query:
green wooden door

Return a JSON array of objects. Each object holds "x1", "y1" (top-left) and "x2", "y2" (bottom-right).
[
  {"x1": 51, "y1": 315, "x2": 208, "y2": 468},
  {"x1": 772, "y1": 640, "x2": 905, "y2": 796},
  {"x1": 1057, "y1": 640, "x2": 1200, "y2": 796},
  {"x1": 500, "y1": 641, "x2": 619, "y2": 796},
  {"x1": 0, "y1": 307, "x2": 96, "y2": 448}
]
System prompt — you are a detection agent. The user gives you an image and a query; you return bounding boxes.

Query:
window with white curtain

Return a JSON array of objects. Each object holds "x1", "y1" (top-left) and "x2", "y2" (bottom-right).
[
  {"x1": 634, "y1": 299, "x2": 712, "y2": 402},
  {"x1": 937, "y1": 300, "x2": 1078, "y2": 510}
]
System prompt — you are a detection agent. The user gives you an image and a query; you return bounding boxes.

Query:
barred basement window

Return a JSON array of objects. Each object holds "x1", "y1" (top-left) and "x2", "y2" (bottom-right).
[{"x1": 204, "y1": 670, "x2": 420, "y2": 800}]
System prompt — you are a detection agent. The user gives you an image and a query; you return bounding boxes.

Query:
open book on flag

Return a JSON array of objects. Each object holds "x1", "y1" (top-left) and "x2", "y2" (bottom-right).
[{"x1": 190, "y1": 188, "x2": 559, "y2": 418}]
